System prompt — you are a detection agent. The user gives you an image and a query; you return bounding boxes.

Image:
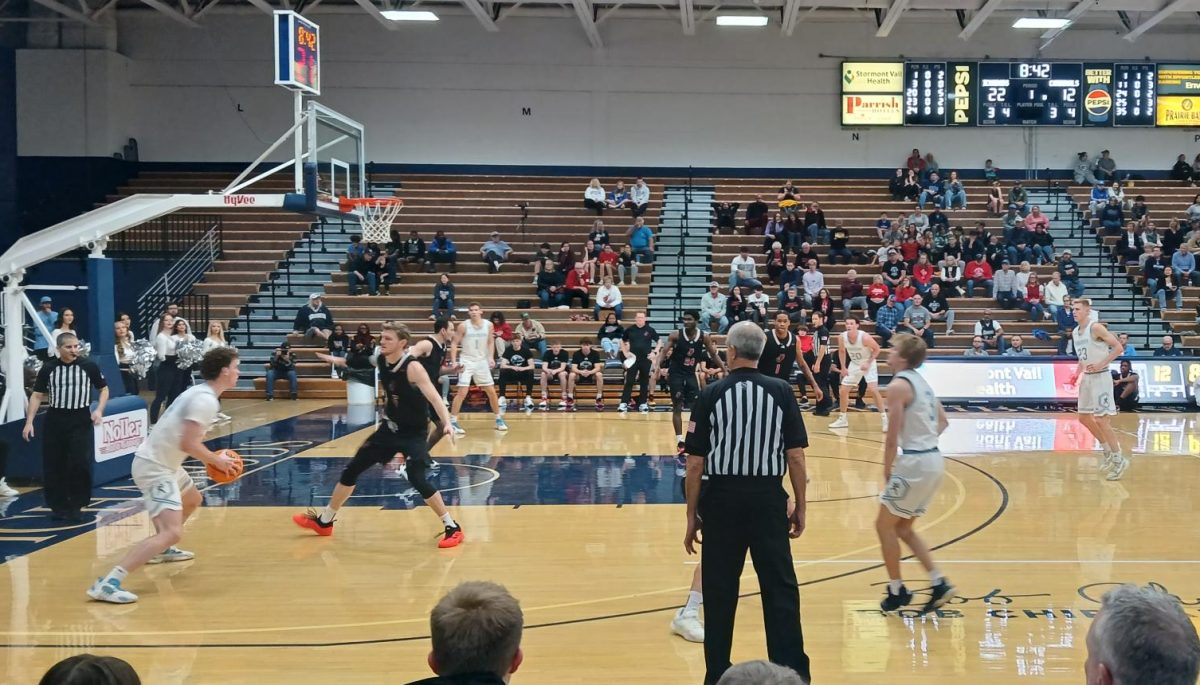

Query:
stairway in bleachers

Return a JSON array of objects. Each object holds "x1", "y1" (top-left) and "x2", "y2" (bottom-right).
[{"x1": 647, "y1": 185, "x2": 714, "y2": 330}]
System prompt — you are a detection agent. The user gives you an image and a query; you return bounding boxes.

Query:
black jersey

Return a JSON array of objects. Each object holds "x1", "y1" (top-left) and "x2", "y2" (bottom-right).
[
  {"x1": 668, "y1": 328, "x2": 705, "y2": 375},
  {"x1": 418, "y1": 335, "x2": 446, "y2": 381},
  {"x1": 758, "y1": 330, "x2": 796, "y2": 381},
  {"x1": 379, "y1": 355, "x2": 428, "y2": 435}
]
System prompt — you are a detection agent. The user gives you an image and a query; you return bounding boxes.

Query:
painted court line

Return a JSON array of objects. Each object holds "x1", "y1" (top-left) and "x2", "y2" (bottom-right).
[{"x1": 684, "y1": 559, "x2": 1200, "y2": 565}]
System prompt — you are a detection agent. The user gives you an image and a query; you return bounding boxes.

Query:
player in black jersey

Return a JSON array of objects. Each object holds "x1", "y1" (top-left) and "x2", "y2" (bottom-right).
[
  {"x1": 569, "y1": 339, "x2": 606, "y2": 410},
  {"x1": 654, "y1": 311, "x2": 726, "y2": 455},
  {"x1": 760, "y1": 312, "x2": 823, "y2": 405},
  {"x1": 296, "y1": 322, "x2": 464, "y2": 548},
  {"x1": 403, "y1": 318, "x2": 456, "y2": 451}
]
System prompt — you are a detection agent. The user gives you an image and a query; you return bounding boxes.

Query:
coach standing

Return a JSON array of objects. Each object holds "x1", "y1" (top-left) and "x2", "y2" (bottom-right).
[
  {"x1": 684, "y1": 321, "x2": 811, "y2": 685},
  {"x1": 22, "y1": 332, "x2": 109, "y2": 522}
]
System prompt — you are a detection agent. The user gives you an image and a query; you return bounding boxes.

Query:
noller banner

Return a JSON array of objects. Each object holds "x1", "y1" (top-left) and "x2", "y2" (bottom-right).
[{"x1": 842, "y1": 95, "x2": 903, "y2": 125}]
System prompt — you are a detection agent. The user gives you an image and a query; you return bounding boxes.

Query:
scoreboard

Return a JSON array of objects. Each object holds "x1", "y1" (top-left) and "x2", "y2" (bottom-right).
[{"x1": 843, "y1": 59, "x2": 1188, "y2": 127}]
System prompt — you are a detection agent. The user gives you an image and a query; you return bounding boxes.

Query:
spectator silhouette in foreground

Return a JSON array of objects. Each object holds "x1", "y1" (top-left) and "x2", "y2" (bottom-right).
[
  {"x1": 40, "y1": 654, "x2": 140, "y2": 685},
  {"x1": 405, "y1": 581, "x2": 525, "y2": 685}
]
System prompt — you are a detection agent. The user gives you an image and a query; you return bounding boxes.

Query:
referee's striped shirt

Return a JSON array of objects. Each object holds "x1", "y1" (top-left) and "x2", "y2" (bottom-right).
[
  {"x1": 684, "y1": 368, "x2": 808, "y2": 477},
  {"x1": 32, "y1": 358, "x2": 107, "y2": 410}
]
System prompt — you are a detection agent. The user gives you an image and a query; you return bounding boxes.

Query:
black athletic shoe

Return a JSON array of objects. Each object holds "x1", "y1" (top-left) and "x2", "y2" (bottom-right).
[
  {"x1": 880, "y1": 585, "x2": 913, "y2": 612},
  {"x1": 921, "y1": 579, "x2": 956, "y2": 613},
  {"x1": 854, "y1": 399, "x2": 868, "y2": 409}
]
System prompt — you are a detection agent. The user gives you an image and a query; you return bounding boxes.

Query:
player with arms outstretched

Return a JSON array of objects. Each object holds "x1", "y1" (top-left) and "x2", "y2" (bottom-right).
[
  {"x1": 448, "y1": 303, "x2": 509, "y2": 433},
  {"x1": 1069, "y1": 298, "x2": 1128, "y2": 480},
  {"x1": 876, "y1": 333, "x2": 954, "y2": 614},
  {"x1": 87, "y1": 348, "x2": 241, "y2": 604},
  {"x1": 295, "y1": 322, "x2": 465, "y2": 548},
  {"x1": 829, "y1": 316, "x2": 887, "y2": 431},
  {"x1": 655, "y1": 310, "x2": 726, "y2": 456}
]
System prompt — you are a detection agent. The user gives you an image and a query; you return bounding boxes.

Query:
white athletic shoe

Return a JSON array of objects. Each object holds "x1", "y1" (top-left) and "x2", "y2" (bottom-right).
[
  {"x1": 618, "y1": 403, "x2": 629, "y2": 413},
  {"x1": 0, "y1": 479, "x2": 17, "y2": 498},
  {"x1": 87, "y1": 578, "x2": 138, "y2": 604},
  {"x1": 450, "y1": 418, "x2": 466, "y2": 435},
  {"x1": 639, "y1": 403, "x2": 650, "y2": 413},
  {"x1": 495, "y1": 418, "x2": 509, "y2": 432},
  {"x1": 498, "y1": 396, "x2": 508, "y2": 413},
  {"x1": 148, "y1": 546, "x2": 195, "y2": 564},
  {"x1": 1100, "y1": 451, "x2": 1117, "y2": 471},
  {"x1": 881, "y1": 414, "x2": 889, "y2": 433},
  {"x1": 829, "y1": 414, "x2": 849, "y2": 429},
  {"x1": 671, "y1": 608, "x2": 705, "y2": 642},
  {"x1": 523, "y1": 396, "x2": 535, "y2": 411},
  {"x1": 1106, "y1": 456, "x2": 1129, "y2": 481}
]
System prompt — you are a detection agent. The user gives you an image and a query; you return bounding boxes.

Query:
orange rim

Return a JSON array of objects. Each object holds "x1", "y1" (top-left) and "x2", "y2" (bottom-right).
[{"x1": 338, "y1": 197, "x2": 403, "y2": 212}]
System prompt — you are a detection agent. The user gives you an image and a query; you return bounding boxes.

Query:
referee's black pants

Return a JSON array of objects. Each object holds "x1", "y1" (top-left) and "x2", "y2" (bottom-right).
[
  {"x1": 621, "y1": 357, "x2": 652, "y2": 406},
  {"x1": 42, "y1": 408, "x2": 94, "y2": 516},
  {"x1": 700, "y1": 478, "x2": 810, "y2": 685},
  {"x1": 813, "y1": 363, "x2": 834, "y2": 414}
]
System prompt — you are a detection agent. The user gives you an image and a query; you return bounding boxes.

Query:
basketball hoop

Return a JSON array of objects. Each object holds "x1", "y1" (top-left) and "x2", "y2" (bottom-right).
[{"x1": 339, "y1": 197, "x2": 403, "y2": 244}]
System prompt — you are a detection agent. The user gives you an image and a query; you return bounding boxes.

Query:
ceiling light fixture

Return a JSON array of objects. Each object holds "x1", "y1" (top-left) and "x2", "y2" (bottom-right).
[
  {"x1": 716, "y1": 15, "x2": 769, "y2": 26},
  {"x1": 382, "y1": 10, "x2": 439, "y2": 21},
  {"x1": 1012, "y1": 17, "x2": 1070, "y2": 29}
]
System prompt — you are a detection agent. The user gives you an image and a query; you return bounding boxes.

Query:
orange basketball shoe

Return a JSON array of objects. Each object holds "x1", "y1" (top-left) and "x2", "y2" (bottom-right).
[
  {"x1": 438, "y1": 524, "x2": 464, "y2": 548},
  {"x1": 292, "y1": 509, "x2": 334, "y2": 536}
]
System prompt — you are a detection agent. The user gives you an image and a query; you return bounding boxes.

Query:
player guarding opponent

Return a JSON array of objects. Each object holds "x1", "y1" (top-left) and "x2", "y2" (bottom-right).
[
  {"x1": 759, "y1": 312, "x2": 823, "y2": 405},
  {"x1": 448, "y1": 303, "x2": 508, "y2": 434},
  {"x1": 829, "y1": 316, "x2": 887, "y2": 432},
  {"x1": 876, "y1": 334, "x2": 954, "y2": 614},
  {"x1": 655, "y1": 310, "x2": 726, "y2": 457},
  {"x1": 1069, "y1": 299, "x2": 1128, "y2": 480},
  {"x1": 296, "y1": 322, "x2": 465, "y2": 548},
  {"x1": 87, "y1": 348, "x2": 241, "y2": 604},
  {"x1": 405, "y1": 318, "x2": 456, "y2": 451}
]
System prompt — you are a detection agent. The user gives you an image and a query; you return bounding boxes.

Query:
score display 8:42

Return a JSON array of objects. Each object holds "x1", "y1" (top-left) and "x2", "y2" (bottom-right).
[{"x1": 978, "y1": 62, "x2": 1083, "y2": 126}]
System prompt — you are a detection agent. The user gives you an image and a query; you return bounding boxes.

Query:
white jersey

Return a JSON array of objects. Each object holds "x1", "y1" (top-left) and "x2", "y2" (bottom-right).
[
  {"x1": 841, "y1": 330, "x2": 871, "y2": 363},
  {"x1": 460, "y1": 319, "x2": 492, "y2": 361},
  {"x1": 893, "y1": 369, "x2": 941, "y2": 453},
  {"x1": 134, "y1": 383, "x2": 220, "y2": 471},
  {"x1": 1072, "y1": 320, "x2": 1111, "y2": 369}
]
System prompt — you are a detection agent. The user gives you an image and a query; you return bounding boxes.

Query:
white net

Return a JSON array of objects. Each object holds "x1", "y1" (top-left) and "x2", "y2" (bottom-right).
[{"x1": 354, "y1": 200, "x2": 403, "y2": 244}]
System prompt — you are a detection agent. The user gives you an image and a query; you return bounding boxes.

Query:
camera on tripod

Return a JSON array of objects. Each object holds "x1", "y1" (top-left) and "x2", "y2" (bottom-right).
[{"x1": 515, "y1": 202, "x2": 530, "y2": 218}]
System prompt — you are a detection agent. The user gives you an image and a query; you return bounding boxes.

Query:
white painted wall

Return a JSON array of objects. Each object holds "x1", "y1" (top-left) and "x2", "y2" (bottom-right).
[
  {"x1": 16, "y1": 12, "x2": 1200, "y2": 170},
  {"x1": 16, "y1": 49, "x2": 132, "y2": 158}
]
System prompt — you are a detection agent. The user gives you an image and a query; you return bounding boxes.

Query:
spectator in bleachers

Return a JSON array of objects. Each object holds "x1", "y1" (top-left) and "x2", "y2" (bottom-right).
[
  {"x1": 265, "y1": 341, "x2": 298, "y2": 401},
  {"x1": 617, "y1": 244, "x2": 639, "y2": 286},
  {"x1": 537, "y1": 262, "x2": 566, "y2": 309},
  {"x1": 802, "y1": 260, "x2": 825, "y2": 307},
  {"x1": 570, "y1": 339, "x2": 605, "y2": 409},
  {"x1": 1172, "y1": 244, "x2": 1198, "y2": 286},
  {"x1": 986, "y1": 181, "x2": 1005, "y2": 216},
  {"x1": 712, "y1": 201, "x2": 739, "y2": 234},
  {"x1": 699, "y1": 282, "x2": 729, "y2": 333},
  {"x1": 985, "y1": 235, "x2": 1007, "y2": 272},
  {"x1": 1008, "y1": 181, "x2": 1028, "y2": 215},
  {"x1": 1156, "y1": 266, "x2": 1184, "y2": 311},
  {"x1": 1163, "y1": 219, "x2": 1187, "y2": 256},
  {"x1": 580, "y1": 240, "x2": 599, "y2": 281},
  {"x1": 726, "y1": 286, "x2": 749, "y2": 325},
  {"x1": 898, "y1": 294, "x2": 935, "y2": 347},
  {"x1": 490, "y1": 312, "x2": 514, "y2": 356},
  {"x1": 906, "y1": 148, "x2": 925, "y2": 176},
  {"x1": 1015, "y1": 260, "x2": 1032, "y2": 292},
  {"x1": 942, "y1": 233, "x2": 962, "y2": 265},
  {"x1": 597, "y1": 313, "x2": 624, "y2": 362},
  {"x1": 889, "y1": 169, "x2": 907, "y2": 201},
  {"x1": 293, "y1": 293, "x2": 333, "y2": 344},
  {"x1": 1031, "y1": 225, "x2": 1056, "y2": 265},
  {"x1": 589, "y1": 219, "x2": 611, "y2": 247},
  {"x1": 1116, "y1": 223, "x2": 1145, "y2": 264},
  {"x1": 480, "y1": 232, "x2": 513, "y2": 274},
  {"x1": 1187, "y1": 195, "x2": 1200, "y2": 222},
  {"x1": 893, "y1": 275, "x2": 916, "y2": 315},
  {"x1": 765, "y1": 242, "x2": 788, "y2": 284},
  {"x1": 1194, "y1": 154, "x2": 1200, "y2": 182},
  {"x1": 518, "y1": 314, "x2": 549, "y2": 359},
  {"x1": 826, "y1": 220, "x2": 853, "y2": 264},
  {"x1": 925, "y1": 282, "x2": 955, "y2": 334},
  {"x1": 1108, "y1": 180, "x2": 1128, "y2": 209},
  {"x1": 606, "y1": 180, "x2": 632, "y2": 211},
  {"x1": 1117, "y1": 332, "x2": 1138, "y2": 357},
  {"x1": 1143, "y1": 246, "x2": 1168, "y2": 292},
  {"x1": 1130, "y1": 195, "x2": 1149, "y2": 226},
  {"x1": 530, "y1": 242, "x2": 554, "y2": 285},
  {"x1": 631, "y1": 177, "x2": 651, "y2": 218},
  {"x1": 745, "y1": 194, "x2": 769, "y2": 234},
  {"x1": 1095, "y1": 149, "x2": 1119, "y2": 181},
  {"x1": 431, "y1": 273, "x2": 456, "y2": 321},
  {"x1": 899, "y1": 231, "x2": 920, "y2": 266},
  {"x1": 729, "y1": 246, "x2": 762, "y2": 290},
  {"x1": 1023, "y1": 273, "x2": 1047, "y2": 321},
  {"x1": 779, "y1": 284, "x2": 805, "y2": 324},
  {"x1": 1044, "y1": 271, "x2": 1069, "y2": 320},
  {"x1": 983, "y1": 159, "x2": 999, "y2": 181},
  {"x1": 901, "y1": 169, "x2": 921, "y2": 202},
  {"x1": 840, "y1": 270, "x2": 867, "y2": 321},
  {"x1": 764, "y1": 212, "x2": 786, "y2": 247},
  {"x1": 1055, "y1": 299, "x2": 1076, "y2": 354},
  {"x1": 911, "y1": 254, "x2": 935, "y2": 296},
  {"x1": 556, "y1": 241, "x2": 577, "y2": 274},
  {"x1": 327, "y1": 323, "x2": 350, "y2": 367},
  {"x1": 594, "y1": 243, "x2": 619, "y2": 283},
  {"x1": 922, "y1": 152, "x2": 940, "y2": 182},
  {"x1": 974, "y1": 311, "x2": 1007, "y2": 353},
  {"x1": 1023, "y1": 205, "x2": 1049, "y2": 231},
  {"x1": 777, "y1": 180, "x2": 801, "y2": 214},
  {"x1": 874, "y1": 295, "x2": 901, "y2": 347},
  {"x1": 398, "y1": 230, "x2": 426, "y2": 271},
  {"x1": 426, "y1": 231, "x2": 458, "y2": 273},
  {"x1": 1089, "y1": 182, "x2": 1109, "y2": 215},
  {"x1": 747, "y1": 285, "x2": 771, "y2": 325},
  {"x1": 783, "y1": 215, "x2": 805, "y2": 251},
  {"x1": 938, "y1": 255, "x2": 964, "y2": 297},
  {"x1": 584, "y1": 178, "x2": 606, "y2": 214},
  {"x1": 918, "y1": 172, "x2": 944, "y2": 210},
  {"x1": 1113, "y1": 360, "x2": 1140, "y2": 411},
  {"x1": 347, "y1": 237, "x2": 377, "y2": 296},
  {"x1": 803, "y1": 202, "x2": 828, "y2": 244},
  {"x1": 538, "y1": 341, "x2": 571, "y2": 410},
  {"x1": 994, "y1": 261, "x2": 1021, "y2": 309},
  {"x1": 40, "y1": 654, "x2": 142, "y2": 685},
  {"x1": 1003, "y1": 335, "x2": 1031, "y2": 356},
  {"x1": 627, "y1": 218, "x2": 656, "y2": 265},
  {"x1": 811, "y1": 288, "x2": 836, "y2": 325},
  {"x1": 31, "y1": 295, "x2": 57, "y2": 360},
  {"x1": 778, "y1": 259, "x2": 801, "y2": 302},
  {"x1": 795, "y1": 242, "x2": 821, "y2": 271},
  {"x1": 876, "y1": 213, "x2": 894, "y2": 242},
  {"x1": 1141, "y1": 219, "x2": 1162, "y2": 249},
  {"x1": 498, "y1": 335, "x2": 536, "y2": 411},
  {"x1": 593, "y1": 276, "x2": 623, "y2": 321},
  {"x1": 1057, "y1": 250, "x2": 1084, "y2": 297},
  {"x1": 866, "y1": 275, "x2": 890, "y2": 320},
  {"x1": 964, "y1": 253, "x2": 993, "y2": 298},
  {"x1": 1000, "y1": 205, "x2": 1021, "y2": 243},
  {"x1": 944, "y1": 171, "x2": 967, "y2": 210},
  {"x1": 1154, "y1": 335, "x2": 1184, "y2": 357},
  {"x1": 408, "y1": 580, "x2": 525, "y2": 685},
  {"x1": 963, "y1": 336, "x2": 990, "y2": 356},
  {"x1": 1074, "y1": 152, "x2": 1099, "y2": 185},
  {"x1": 907, "y1": 206, "x2": 929, "y2": 233}
]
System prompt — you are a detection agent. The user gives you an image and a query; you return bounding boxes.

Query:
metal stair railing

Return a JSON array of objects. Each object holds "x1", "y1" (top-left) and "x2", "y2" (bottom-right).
[{"x1": 134, "y1": 218, "x2": 222, "y2": 339}]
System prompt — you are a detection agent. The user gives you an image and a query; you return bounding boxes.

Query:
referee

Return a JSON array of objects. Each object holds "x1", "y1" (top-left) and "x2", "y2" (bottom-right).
[
  {"x1": 22, "y1": 332, "x2": 109, "y2": 522},
  {"x1": 684, "y1": 321, "x2": 811, "y2": 685}
]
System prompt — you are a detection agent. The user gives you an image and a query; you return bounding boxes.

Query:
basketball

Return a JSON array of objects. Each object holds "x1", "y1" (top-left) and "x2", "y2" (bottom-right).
[{"x1": 206, "y1": 450, "x2": 244, "y2": 485}]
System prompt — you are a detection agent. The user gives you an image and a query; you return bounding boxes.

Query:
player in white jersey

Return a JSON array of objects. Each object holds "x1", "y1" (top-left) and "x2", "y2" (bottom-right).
[
  {"x1": 828, "y1": 317, "x2": 888, "y2": 432},
  {"x1": 1069, "y1": 298, "x2": 1128, "y2": 480},
  {"x1": 875, "y1": 334, "x2": 955, "y2": 614},
  {"x1": 87, "y1": 348, "x2": 241, "y2": 604},
  {"x1": 448, "y1": 302, "x2": 508, "y2": 433}
]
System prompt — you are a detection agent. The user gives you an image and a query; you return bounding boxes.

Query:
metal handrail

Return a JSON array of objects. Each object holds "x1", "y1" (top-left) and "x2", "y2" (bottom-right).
[{"x1": 135, "y1": 220, "x2": 223, "y2": 339}]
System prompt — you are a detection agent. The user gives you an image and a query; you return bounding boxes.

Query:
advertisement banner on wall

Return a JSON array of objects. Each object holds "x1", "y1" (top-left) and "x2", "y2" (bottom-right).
[
  {"x1": 1155, "y1": 96, "x2": 1200, "y2": 126},
  {"x1": 841, "y1": 95, "x2": 903, "y2": 125},
  {"x1": 841, "y1": 62, "x2": 904, "y2": 93},
  {"x1": 93, "y1": 408, "x2": 148, "y2": 463}
]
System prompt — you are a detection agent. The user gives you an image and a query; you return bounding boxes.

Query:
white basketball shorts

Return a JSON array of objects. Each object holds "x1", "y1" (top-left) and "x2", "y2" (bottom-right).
[
  {"x1": 879, "y1": 449, "x2": 944, "y2": 519},
  {"x1": 457, "y1": 357, "x2": 495, "y2": 387},
  {"x1": 842, "y1": 360, "x2": 880, "y2": 386},
  {"x1": 132, "y1": 457, "x2": 197, "y2": 519},
  {"x1": 1077, "y1": 371, "x2": 1117, "y2": 417}
]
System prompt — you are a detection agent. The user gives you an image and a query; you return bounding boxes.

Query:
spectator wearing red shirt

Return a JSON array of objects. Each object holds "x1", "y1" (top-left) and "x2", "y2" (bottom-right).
[
  {"x1": 866, "y1": 275, "x2": 890, "y2": 320},
  {"x1": 1023, "y1": 273, "x2": 1046, "y2": 321},
  {"x1": 899, "y1": 235, "x2": 920, "y2": 266},
  {"x1": 564, "y1": 263, "x2": 591, "y2": 308},
  {"x1": 490, "y1": 311, "x2": 514, "y2": 356},
  {"x1": 1023, "y1": 206, "x2": 1050, "y2": 232},
  {"x1": 893, "y1": 276, "x2": 916, "y2": 315},
  {"x1": 911, "y1": 255, "x2": 935, "y2": 296},
  {"x1": 596, "y1": 243, "x2": 619, "y2": 281},
  {"x1": 840, "y1": 269, "x2": 867, "y2": 321},
  {"x1": 965, "y1": 256, "x2": 994, "y2": 298},
  {"x1": 906, "y1": 149, "x2": 926, "y2": 175}
]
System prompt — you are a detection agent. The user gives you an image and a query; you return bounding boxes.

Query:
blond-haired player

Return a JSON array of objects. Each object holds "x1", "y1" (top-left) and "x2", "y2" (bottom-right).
[{"x1": 1069, "y1": 298, "x2": 1128, "y2": 480}]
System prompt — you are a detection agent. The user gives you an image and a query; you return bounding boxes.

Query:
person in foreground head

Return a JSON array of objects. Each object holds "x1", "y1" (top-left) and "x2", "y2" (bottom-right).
[
  {"x1": 406, "y1": 581, "x2": 524, "y2": 685},
  {"x1": 716, "y1": 660, "x2": 807, "y2": 685},
  {"x1": 39, "y1": 654, "x2": 141, "y2": 685},
  {"x1": 1085, "y1": 584, "x2": 1200, "y2": 685}
]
